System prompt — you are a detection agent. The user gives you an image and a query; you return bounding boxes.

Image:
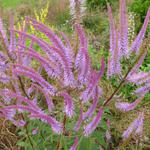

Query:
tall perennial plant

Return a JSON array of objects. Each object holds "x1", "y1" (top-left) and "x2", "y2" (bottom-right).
[{"x1": 0, "y1": 0, "x2": 150, "y2": 149}]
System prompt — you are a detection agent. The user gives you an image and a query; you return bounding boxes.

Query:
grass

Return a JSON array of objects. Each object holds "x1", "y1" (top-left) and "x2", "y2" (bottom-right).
[{"x1": 0, "y1": 0, "x2": 39, "y2": 8}]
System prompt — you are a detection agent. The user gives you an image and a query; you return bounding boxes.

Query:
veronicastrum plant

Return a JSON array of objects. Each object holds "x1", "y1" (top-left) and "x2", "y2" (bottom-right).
[{"x1": 0, "y1": 0, "x2": 150, "y2": 149}]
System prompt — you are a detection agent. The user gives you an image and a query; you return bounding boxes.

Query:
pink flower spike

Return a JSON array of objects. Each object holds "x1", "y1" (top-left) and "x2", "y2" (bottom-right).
[
  {"x1": 131, "y1": 8, "x2": 150, "y2": 52},
  {"x1": 122, "y1": 112, "x2": 144, "y2": 141},
  {"x1": 115, "y1": 95, "x2": 144, "y2": 112},
  {"x1": 84, "y1": 106, "x2": 103, "y2": 136},
  {"x1": 29, "y1": 114, "x2": 63, "y2": 134},
  {"x1": 107, "y1": 3, "x2": 116, "y2": 53},
  {"x1": 58, "y1": 91, "x2": 75, "y2": 118},
  {"x1": 69, "y1": 138, "x2": 79, "y2": 150},
  {"x1": 118, "y1": 0, "x2": 128, "y2": 56},
  {"x1": 83, "y1": 86, "x2": 99, "y2": 120},
  {"x1": 73, "y1": 106, "x2": 83, "y2": 131},
  {"x1": 135, "y1": 84, "x2": 150, "y2": 95},
  {"x1": 32, "y1": 127, "x2": 39, "y2": 135}
]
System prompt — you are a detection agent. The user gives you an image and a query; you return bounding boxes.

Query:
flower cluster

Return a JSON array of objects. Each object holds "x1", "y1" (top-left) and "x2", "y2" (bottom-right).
[{"x1": 0, "y1": 0, "x2": 149, "y2": 149}]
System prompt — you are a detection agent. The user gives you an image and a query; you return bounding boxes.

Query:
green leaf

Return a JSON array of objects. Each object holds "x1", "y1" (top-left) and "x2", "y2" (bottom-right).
[{"x1": 17, "y1": 141, "x2": 25, "y2": 147}]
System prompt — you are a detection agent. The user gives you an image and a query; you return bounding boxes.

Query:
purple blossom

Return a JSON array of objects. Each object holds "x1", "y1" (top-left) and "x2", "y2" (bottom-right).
[
  {"x1": 32, "y1": 127, "x2": 39, "y2": 135},
  {"x1": 80, "y1": 57, "x2": 105, "y2": 102},
  {"x1": 127, "y1": 71, "x2": 150, "y2": 85},
  {"x1": 29, "y1": 114, "x2": 63, "y2": 134},
  {"x1": 115, "y1": 95, "x2": 144, "y2": 112},
  {"x1": 118, "y1": 0, "x2": 128, "y2": 56},
  {"x1": 32, "y1": 83, "x2": 54, "y2": 112},
  {"x1": 73, "y1": 106, "x2": 83, "y2": 131},
  {"x1": 135, "y1": 84, "x2": 150, "y2": 95},
  {"x1": 131, "y1": 8, "x2": 150, "y2": 52},
  {"x1": 58, "y1": 91, "x2": 75, "y2": 118},
  {"x1": 83, "y1": 86, "x2": 99, "y2": 120},
  {"x1": 122, "y1": 112, "x2": 144, "y2": 141},
  {"x1": 69, "y1": 138, "x2": 79, "y2": 150},
  {"x1": 84, "y1": 106, "x2": 103, "y2": 136}
]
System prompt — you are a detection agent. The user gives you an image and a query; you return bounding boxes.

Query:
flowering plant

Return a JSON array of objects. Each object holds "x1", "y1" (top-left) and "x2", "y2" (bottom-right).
[{"x1": 0, "y1": 0, "x2": 150, "y2": 149}]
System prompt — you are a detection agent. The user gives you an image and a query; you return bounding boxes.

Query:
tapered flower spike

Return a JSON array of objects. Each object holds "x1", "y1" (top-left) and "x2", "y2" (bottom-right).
[
  {"x1": 84, "y1": 106, "x2": 103, "y2": 136},
  {"x1": 26, "y1": 17, "x2": 74, "y2": 66},
  {"x1": 0, "y1": 89, "x2": 42, "y2": 112},
  {"x1": 106, "y1": 119, "x2": 111, "y2": 141},
  {"x1": 118, "y1": 0, "x2": 128, "y2": 56},
  {"x1": 135, "y1": 83, "x2": 150, "y2": 95},
  {"x1": 127, "y1": 71, "x2": 150, "y2": 85},
  {"x1": 83, "y1": 86, "x2": 99, "y2": 120},
  {"x1": 32, "y1": 83, "x2": 54, "y2": 112},
  {"x1": 107, "y1": 3, "x2": 116, "y2": 53},
  {"x1": 32, "y1": 127, "x2": 39, "y2": 135},
  {"x1": 75, "y1": 24, "x2": 91, "y2": 85},
  {"x1": 135, "y1": 112, "x2": 144, "y2": 138},
  {"x1": 131, "y1": 8, "x2": 150, "y2": 52},
  {"x1": 11, "y1": 68, "x2": 57, "y2": 95},
  {"x1": 127, "y1": 48, "x2": 148, "y2": 77},
  {"x1": 29, "y1": 114, "x2": 63, "y2": 134},
  {"x1": 58, "y1": 91, "x2": 75, "y2": 118},
  {"x1": 73, "y1": 105, "x2": 83, "y2": 131},
  {"x1": 122, "y1": 112, "x2": 144, "y2": 141},
  {"x1": 14, "y1": 29, "x2": 75, "y2": 87},
  {"x1": 111, "y1": 29, "x2": 121, "y2": 76},
  {"x1": 14, "y1": 47, "x2": 60, "y2": 78},
  {"x1": 107, "y1": 56, "x2": 112, "y2": 78},
  {"x1": 115, "y1": 95, "x2": 144, "y2": 112},
  {"x1": 80, "y1": 56, "x2": 105, "y2": 102},
  {"x1": 69, "y1": 138, "x2": 79, "y2": 150}
]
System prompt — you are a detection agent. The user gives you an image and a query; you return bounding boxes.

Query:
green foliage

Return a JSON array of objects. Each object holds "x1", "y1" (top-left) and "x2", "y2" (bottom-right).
[
  {"x1": 17, "y1": 119, "x2": 59, "y2": 150},
  {"x1": 129, "y1": 0, "x2": 150, "y2": 34},
  {"x1": 0, "y1": 0, "x2": 39, "y2": 8},
  {"x1": 86, "y1": 0, "x2": 111, "y2": 10}
]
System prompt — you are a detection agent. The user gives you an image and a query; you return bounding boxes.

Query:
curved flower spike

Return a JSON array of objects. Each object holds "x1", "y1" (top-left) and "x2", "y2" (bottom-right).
[
  {"x1": 84, "y1": 106, "x2": 103, "y2": 136},
  {"x1": 69, "y1": 138, "x2": 79, "y2": 150},
  {"x1": 73, "y1": 105, "x2": 83, "y2": 131},
  {"x1": 127, "y1": 71, "x2": 150, "y2": 85},
  {"x1": 135, "y1": 84, "x2": 150, "y2": 95},
  {"x1": 131, "y1": 8, "x2": 150, "y2": 52},
  {"x1": 83, "y1": 86, "x2": 99, "y2": 120},
  {"x1": 115, "y1": 95, "x2": 144, "y2": 112},
  {"x1": 58, "y1": 91, "x2": 75, "y2": 118},
  {"x1": 29, "y1": 114, "x2": 63, "y2": 134},
  {"x1": 118, "y1": 0, "x2": 128, "y2": 56},
  {"x1": 122, "y1": 112, "x2": 144, "y2": 141}
]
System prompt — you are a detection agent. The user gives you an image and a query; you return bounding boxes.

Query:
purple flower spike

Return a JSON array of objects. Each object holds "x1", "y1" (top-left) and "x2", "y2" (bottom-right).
[
  {"x1": 80, "y1": 57, "x2": 105, "y2": 102},
  {"x1": 131, "y1": 8, "x2": 150, "y2": 52},
  {"x1": 107, "y1": 3, "x2": 116, "y2": 53},
  {"x1": 115, "y1": 95, "x2": 144, "y2": 112},
  {"x1": 84, "y1": 106, "x2": 103, "y2": 136},
  {"x1": 32, "y1": 127, "x2": 39, "y2": 135},
  {"x1": 58, "y1": 91, "x2": 75, "y2": 117},
  {"x1": 32, "y1": 83, "x2": 54, "y2": 112},
  {"x1": 83, "y1": 86, "x2": 99, "y2": 120},
  {"x1": 29, "y1": 114, "x2": 63, "y2": 134},
  {"x1": 122, "y1": 112, "x2": 144, "y2": 141},
  {"x1": 127, "y1": 71, "x2": 150, "y2": 85},
  {"x1": 69, "y1": 138, "x2": 79, "y2": 150},
  {"x1": 73, "y1": 106, "x2": 83, "y2": 131},
  {"x1": 135, "y1": 84, "x2": 150, "y2": 95},
  {"x1": 118, "y1": 0, "x2": 128, "y2": 56}
]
